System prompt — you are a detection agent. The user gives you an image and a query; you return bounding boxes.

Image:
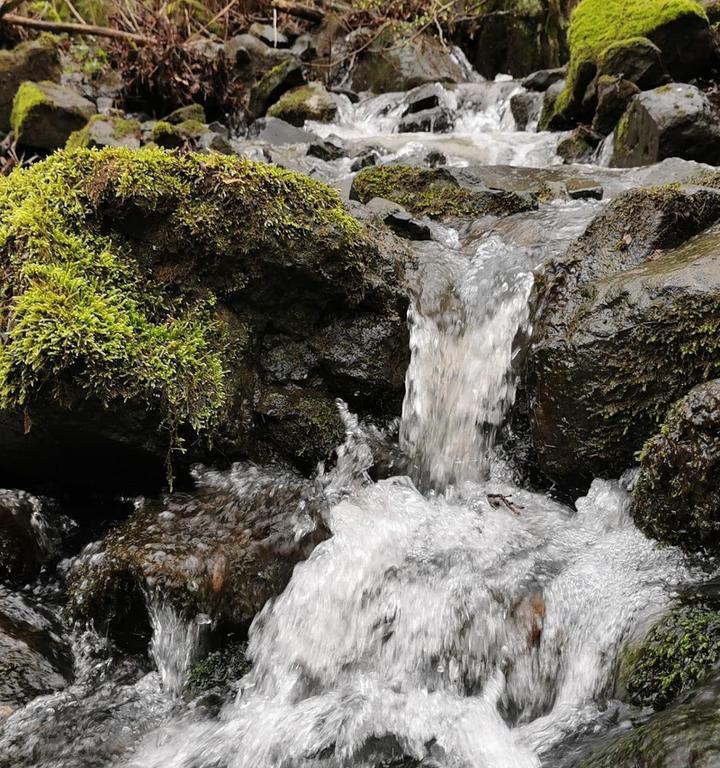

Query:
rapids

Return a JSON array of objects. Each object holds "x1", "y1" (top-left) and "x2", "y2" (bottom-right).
[{"x1": 0, "y1": 76, "x2": 714, "y2": 768}]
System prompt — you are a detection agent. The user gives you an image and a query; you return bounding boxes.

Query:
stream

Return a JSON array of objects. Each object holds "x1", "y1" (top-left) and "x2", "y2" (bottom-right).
[{"x1": 0, "y1": 77, "x2": 714, "y2": 767}]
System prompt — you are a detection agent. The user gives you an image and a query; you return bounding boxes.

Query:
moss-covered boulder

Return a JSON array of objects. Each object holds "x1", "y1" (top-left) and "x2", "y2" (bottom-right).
[
  {"x1": 66, "y1": 114, "x2": 141, "y2": 150},
  {"x1": 67, "y1": 463, "x2": 329, "y2": 647},
  {"x1": 267, "y1": 82, "x2": 338, "y2": 126},
  {"x1": 580, "y1": 677, "x2": 720, "y2": 767},
  {"x1": 543, "y1": 0, "x2": 711, "y2": 130},
  {"x1": 12, "y1": 81, "x2": 96, "y2": 151},
  {"x1": 591, "y1": 75, "x2": 640, "y2": 135},
  {"x1": 524, "y1": 184, "x2": 720, "y2": 490},
  {"x1": 611, "y1": 84, "x2": 720, "y2": 168},
  {"x1": 350, "y1": 164, "x2": 536, "y2": 220},
  {"x1": 632, "y1": 380, "x2": 720, "y2": 552},
  {"x1": 248, "y1": 57, "x2": 305, "y2": 118},
  {"x1": 619, "y1": 603, "x2": 720, "y2": 710},
  {"x1": 350, "y1": 25, "x2": 465, "y2": 94},
  {"x1": 0, "y1": 36, "x2": 60, "y2": 133},
  {"x1": 0, "y1": 148, "x2": 409, "y2": 492}
]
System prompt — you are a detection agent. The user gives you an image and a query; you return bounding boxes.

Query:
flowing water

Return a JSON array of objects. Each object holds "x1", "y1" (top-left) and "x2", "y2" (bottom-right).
[{"x1": 0, "y1": 79, "x2": 714, "y2": 768}]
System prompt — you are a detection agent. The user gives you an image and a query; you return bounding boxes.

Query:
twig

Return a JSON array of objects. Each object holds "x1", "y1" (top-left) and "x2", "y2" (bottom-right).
[
  {"x1": 270, "y1": 0, "x2": 324, "y2": 23},
  {"x1": 1, "y1": 13, "x2": 152, "y2": 42},
  {"x1": 63, "y1": 0, "x2": 88, "y2": 25}
]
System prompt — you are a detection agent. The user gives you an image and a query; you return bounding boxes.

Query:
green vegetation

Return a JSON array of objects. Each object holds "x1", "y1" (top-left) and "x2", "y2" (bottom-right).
[
  {"x1": 621, "y1": 605, "x2": 720, "y2": 709},
  {"x1": 184, "y1": 642, "x2": 250, "y2": 700},
  {"x1": 10, "y1": 81, "x2": 47, "y2": 137},
  {"x1": 66, "y1": 114, "x2": 141, "y2": 149}
]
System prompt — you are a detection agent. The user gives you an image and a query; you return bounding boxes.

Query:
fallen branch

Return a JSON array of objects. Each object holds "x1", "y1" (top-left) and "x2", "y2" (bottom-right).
[
  {"x1": 270, "y1": 0, "x2": 324, "y2": 23},
  {"x1": 1, "y1": 13, "x2": 152, "y2": 43}
]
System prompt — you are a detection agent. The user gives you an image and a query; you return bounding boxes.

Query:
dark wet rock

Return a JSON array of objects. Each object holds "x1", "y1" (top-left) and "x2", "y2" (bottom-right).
[
  {"x1": 580, "y1": 677, "x2": 720, "y2": 768},
  {"x1": 611, "y1": 84, "x2": 720, "y2": 168},
  {"x1": 557, "y1": 126, "x2": 602, "y2": 164},
  {"x1": 632, "y1": 380, "x2": 720, "y2": 553},
  {"x1": 565, "y1": 178, "x2": 604, "y2": 200},
  {"x1": 351, "y1": 164, "x2": 536, "y2": 221},
  {"x1": 332, "y1": 87, "x2": 359, "y2": 104},
  {"x1": 267, "y1": 82, "x2": 338, "y2": 126},
  {"x1": 522, "y1": 66, "x2": 567, "y2": 91},
  {"x1": 350, "y1": 25, "x2": 465, "y2": 93},
  {"x1": 351, "y1": 148, "x2": 380, "y2": 172},
  {"x1": 591, "y1": 75, "x2": 640, "y2": 135},
  {"x1": 597, "y1": 37, "x2": 668, "y2": 90},
  {"x1": 0, "y1": 587, "x2": 72, "y2": 709},
  {"x1": 458, "y1": 1, "x2": 567, "y2": 79},
  {"x1": 424, "y1": 150, "x2": 447, "y2": 168},
  {"x1": 384, "y1": 210, "x2": 432, "y2": 241},
  {"x1": 510, "y1": 90, "x2": 542, "y2": 130},
  {"x1": 618, "y1": 601, "x2": 720, "y2": 710},
  {"x1": 398, "y1": 106, "x2": 454, "y2": 134},
  {"x1": 12, "y1": 80, "x2": 96, "y2": 150},
  {"x1": 225, "y1": 33, "x2": 294, "y2": 82},
  {"x1": 0, "y1": 36, "x2": 60, "y2": 132},
  {"x1": 525, "y1": 185, "x2": 720, "y2": 490},
  {"x1": 65, "y1": 114, "x2": 141, "y2": 150},
  {"x1": 249, "y1": 22, "x2": 290, "y2": 48},
  {"x1": 248, "y1": 57, "x2": 305, "y2": 118},
  {"x1": 0, "y1": 149, "x2": 408, "y2": 493},
  {"x1": 67, "y1": 464, "x2": 330, "y2": 642},
  {"x1": 538, "y1": 79, "x2": 567, "y2": 131},
  {"x1": 247, "y1": 115, "x2": 317, "y2": 145},
  {"x1": 402, "y1": 82, "x2": 444, "y2": 114},
  {"x1": 0, "y1": 490, "x2": 58, "y2": 587},
  {"x1": 307, "y1": 137, "x2": 346, "y2": 160}
]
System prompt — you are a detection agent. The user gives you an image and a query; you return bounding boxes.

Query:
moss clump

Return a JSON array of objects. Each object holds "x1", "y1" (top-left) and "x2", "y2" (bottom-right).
[
  {"x1": 66, "y1": 114, "x2": 141, "y2": 149},
  {"x1": 620, "y1": 604, "x2": 720, "y2": 710},
  {"x1": 0, "y1": 148, "x2": 373, "y2": 467},
  {"x1": 550, "y1": 0, "x2": 706, "y2": 124},
  {"x1": 267, "y1": 84, "x2": 337, "y2": 127},
  {"x1": 352, "y1": 165, "x2": 534, "y2": 219},
  {"x1": 184, "y1": 641, "x2": 250, "y2": 700},
  {"x1": 10, "y1": 81, "x2": 47, "y2": 136}
]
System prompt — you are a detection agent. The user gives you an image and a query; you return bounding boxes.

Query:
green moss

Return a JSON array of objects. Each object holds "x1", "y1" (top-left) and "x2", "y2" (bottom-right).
[
  {"x1": 0, "y1": 148, "x2": 372, "y2": 472},
  {"x1": 184, "y1": 641, "x2": 250, "y2": 700},
  {"x1": 268, "y1": 85, "x2": 316, "y2": 114},
  {"x1": 151, "y1": 120, "x2": 177, "y2": 142},
  {"x1": 550, "y1": 0, "x2": 706, "y2": 124},
  {"x1": 66, "y1": 115, "x2": 141, "y2": 149},
  {"x1": 621, "y1": 604, "x2": 720, "y2": 710},
  {"x1": 10, "y1": 81, "x2": 48, "y2": 137},
  {"x1": 352, "y1": 165, "x2": 533, "y2": 219}
]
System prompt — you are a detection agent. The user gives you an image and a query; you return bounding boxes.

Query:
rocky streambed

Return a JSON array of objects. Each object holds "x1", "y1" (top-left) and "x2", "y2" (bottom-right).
[{"x1": 2, "y1": 2, "x2": 720, "y2": 766}]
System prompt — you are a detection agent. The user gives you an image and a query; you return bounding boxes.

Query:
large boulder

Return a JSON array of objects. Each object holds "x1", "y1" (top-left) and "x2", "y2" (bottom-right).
[
  {"x1": 0, "y1": 36, "x2": 60, "y2": 132},
  {"x1": 525, "y1": 184, "x2": 720, "y2": 490},
  {"x1": 544, "y1": 0, "x2": 712, "y2": 130},
  {"x1": 611, "y1": 84, "x2": 720, "y2": 168},
  {"x1": 0, "y1": 148, "x2": 409, "y2": 493},
  {"x1": 248, "y1": 57, "x2": 305, "y2": 118},
  {"x1": 632, "y1": 380, "x2": 720, "y2": 552},
  {"x1": 350, "y1": 25, "x2": 465, "y2": 93},
  {"x1": 11, "y1": 81, "x2": 96, "y2": 150},
  {"x1": 67, "y1": 463, "x2": 329, "y2": 646}
]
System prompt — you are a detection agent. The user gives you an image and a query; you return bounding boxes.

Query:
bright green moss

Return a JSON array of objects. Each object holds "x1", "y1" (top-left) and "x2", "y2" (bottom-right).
[
  {"x1": 151, "y1": 120, "x2": 178, "y2": 142},
  {"x1": 551, "y1": 0, "x2": 706, "y2": 124},
  {"x1": 0, "y1": 148, "x2": 372, "y2": 469},
  {"x1": 10, "y1": 81, "x2": 48, "y2": 137},
  {"x1": 66, "y1": 114, "x2": 141, "y2": 149}
]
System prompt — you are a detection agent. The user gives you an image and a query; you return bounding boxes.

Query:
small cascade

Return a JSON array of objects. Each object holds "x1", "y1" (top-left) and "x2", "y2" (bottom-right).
[{"x1": 148, "y1": 600, "x2": 211, "y2": 698}]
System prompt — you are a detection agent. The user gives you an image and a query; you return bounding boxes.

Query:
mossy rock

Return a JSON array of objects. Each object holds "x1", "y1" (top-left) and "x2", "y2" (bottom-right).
[
  {"x1": 619, "y1": 603, "x2": 720, "y2": 710},
  {"x1": 350, "y1": 164, "x2": 536, "y2": 220},
  {"x1": 184, "y1": 641, "x2": 250, "y2": 702},
  {"x1": 525, "y1": 184, "x2": 720, "y2": 491},
  {"x1": 248, "y1": 57, "x2": 305, "y2": 118},
  {"x1": 546, "y1": 0, "x2": 710, "y2": 129},
  {"x1": 12, "y1": 80, "x2": 96, "y2": 150},
  {"x1": 0, "y1": 148, "x2": 408, "y2": 492},
  {"x1": 67, "y1": 464, "x2": 329, "y2": 646},
  {"x1": 66, "y1": 114, "x2": 141, "y2": 150},
  {"x1": 267, "y1": 83, "x2": 338, "y2": 127},
  {"x1": 0, "y1": 35, "x2": 60, "y2": 133},
  {"x1": 632, "y1": 380, "x2": 720, "y2": 552}
]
